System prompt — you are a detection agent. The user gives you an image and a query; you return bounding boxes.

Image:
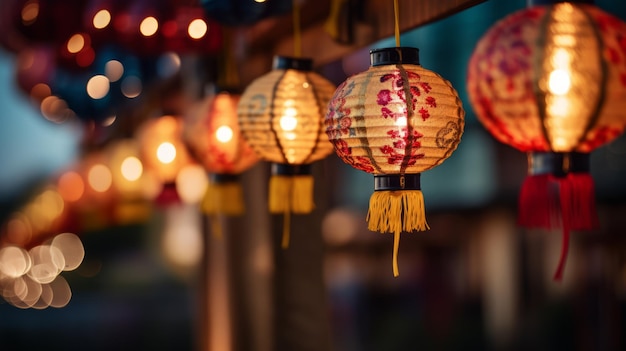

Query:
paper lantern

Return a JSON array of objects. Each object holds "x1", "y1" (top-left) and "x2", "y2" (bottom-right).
[
  {"x1": 184, "y1": 91, "x2": 259, "y2": 216},
  {"x1": 467, "y1": 0, "x2": 626, "y2": 279},
  {"x1": 326, "y1": 47, "x2": 465, "y2": 276},
  {"x1": 136, "y1": 115, "x2": 192, "y2": 206},
  {"x1": 238, "y1": 56, "x2": 336, "y2": 247}
]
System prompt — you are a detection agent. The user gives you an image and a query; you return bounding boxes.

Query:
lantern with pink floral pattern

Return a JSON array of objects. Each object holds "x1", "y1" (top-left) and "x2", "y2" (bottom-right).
[
  {"x1": 326, "y1": 47, "x2": 465, "y2": 277},
  {"x1": 467, "y1": 0, "x2": 626, "y2": 280}
]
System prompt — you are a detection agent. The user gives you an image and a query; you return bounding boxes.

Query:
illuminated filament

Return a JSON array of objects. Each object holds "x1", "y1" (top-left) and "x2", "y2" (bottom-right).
[{"x1": 215, "y1": 125, "x2": 233, "y2": 143}]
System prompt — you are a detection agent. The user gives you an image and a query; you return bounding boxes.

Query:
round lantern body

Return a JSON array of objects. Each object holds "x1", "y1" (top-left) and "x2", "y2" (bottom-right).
[
  {"x1": 238, "y1": 56, "x2": 336, "y2": 166},
  {"x1": 326, "y1": 47, "x2": 465, "y2": 276},
  {"x1": 185, "y1": 91, "x2": 259, "y2": 216},
  {"x1": 186, "y1": 92, "x2": 259, "y2": 175},
  {"x1": 467, "y1": 2, "x2": 626, "y2": 153},
  {"x1": 467, "y1": 1, "x2": 626, "y2": 280}
]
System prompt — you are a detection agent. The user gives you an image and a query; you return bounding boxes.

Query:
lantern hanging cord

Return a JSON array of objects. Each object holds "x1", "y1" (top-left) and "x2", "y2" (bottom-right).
[
  {"x1": 293, "y1": 0, "x2": 302, "y2": 57},
  {"x1": 393, "y1": 0, "x2": 400, "y2": 47}
]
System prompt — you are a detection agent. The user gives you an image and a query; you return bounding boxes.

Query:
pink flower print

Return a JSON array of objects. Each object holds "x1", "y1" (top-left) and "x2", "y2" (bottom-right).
[
  {"x1": 333, "y1": 139, "x2": 352, "y2": 157},
  {"x1": 339, "y1": 117, "x2": 352, "y2": 135},
  {"x1": 425, "y1": 96, "x2": 436, "y2": 108},
  {"x1": 377, "y1": 89, "x2": 392, "y2": 106},
  {"x1": 354, "y1": 156, "x2": 375, "y2": 173},
  {"x1": 387, "y1": 129, "x2": 400, "y2": 139},
  {"x1": 381, "y1": 107, "x2": 394, "y2": 119},
  {"x1": 380, "y1": 145, "x2": 394, "y2": 155},
  {"x1": 419, "y1": 107, "x2": 430, "y2": 121}
]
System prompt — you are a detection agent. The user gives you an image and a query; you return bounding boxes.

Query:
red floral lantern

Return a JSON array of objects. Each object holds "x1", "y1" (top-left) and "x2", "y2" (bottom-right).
[
  {"x1": 238, "y1": 56, "x2": 336, "y2": 247},
  {"x1": 326, "y1": 47, "x2": 465, "y2": 276},
  {"x1": 184, "y1": 91, "x2": 259, "y2": 216},
  {"x1": 136, "y1": 115, "x2": 192, "y2": 206},
  {"x1": 467, "y1": 0, "x2": 626, "y2": 279}
]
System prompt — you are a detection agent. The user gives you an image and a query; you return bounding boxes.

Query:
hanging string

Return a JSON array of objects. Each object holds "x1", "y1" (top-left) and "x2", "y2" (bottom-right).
[
  {"x1": 293, "y1": 0, "x2": 302, "y2": 57},
  {"x1": 393, "y1": 0, "x2": 400, "y2": 47}
]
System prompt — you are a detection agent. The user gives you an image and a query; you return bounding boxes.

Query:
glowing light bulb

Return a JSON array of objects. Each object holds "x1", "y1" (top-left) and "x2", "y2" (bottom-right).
[
  {"x1": 280, "y1": 107, "x2": 298, "y2": 131},
  {"x1": 548, "y1": 69, "x2": 571, "y2": 95},
  {"x1": 140, "y1": 16, "x2": 158, "y2": 37},
  {"x1": 157, "y1": 142, "x2": 176, "y2": 164},
  {"x1": 187, "y1": 19, "x2": 207, "y2": 39},
  {"x1": 215, "y1": 125, "x2": 233, "y2": 143},
  {"x1": 121, "y1": 156, "x2": 143, "y2": 181},
  {"x1": 93, "y1": 9, "x2": 111, "y2": 29}
]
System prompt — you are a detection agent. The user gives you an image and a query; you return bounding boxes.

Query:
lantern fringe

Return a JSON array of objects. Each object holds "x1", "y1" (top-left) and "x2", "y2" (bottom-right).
[
  {"x1": 367, "y1": 190, "x2": 429, "y2": 277},
  {"x1": 269, "y1": 174, "x2": 315, "y2": 249},
  {"x1": 201, "y1": 180, "x2": 245, "y2": 216},
  {"x1": 518, "y1": 173, "x2": 599, "y2": 281}
]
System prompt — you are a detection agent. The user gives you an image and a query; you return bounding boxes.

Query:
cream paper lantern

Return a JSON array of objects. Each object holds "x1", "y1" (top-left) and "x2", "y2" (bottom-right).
[{"x1": 326, "y1": 47, "x2": 465, "y2": 276}]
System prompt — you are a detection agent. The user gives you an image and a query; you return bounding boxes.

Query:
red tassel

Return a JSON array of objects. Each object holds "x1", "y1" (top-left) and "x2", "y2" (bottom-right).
[
  {"x1": 518, "y1": 172, "x2": 599, "y2": 281},
  {"x1": 155, "y1": 182, "x2": 181, "y2": 207},
  {"x1": 518, "y1": 174, "x2": 561, "y2": 229}
]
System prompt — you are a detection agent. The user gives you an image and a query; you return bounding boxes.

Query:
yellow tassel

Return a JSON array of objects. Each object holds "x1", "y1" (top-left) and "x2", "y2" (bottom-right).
[
  {"x1": 201, "y1": 181, "x2": 245, "y2": 216},
  {"x1": 367, "y1": 190, "x2": 429, "y2": 276},
  {"x1": 291, "y1": 175, "x2": 314, "y2": 214}
]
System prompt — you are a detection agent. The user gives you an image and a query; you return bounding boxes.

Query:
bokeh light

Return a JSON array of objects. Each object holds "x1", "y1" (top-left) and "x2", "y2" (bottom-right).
[
  {"x1": 51, "y1": 233, "x2": 85, "y2": 271},
  {"x1": 140, "y1": 16, "x2": 159, "y2": 37},
  {"x1": 121, "y1": 156, "x2": 143, "y2": 181},
  {"x1": 156, "y1": 142, "x2": 176, "y2": 164},
  {"x1": 87, "y1": 163, "x2": 112, "y2": 193},
  {"x1": 21, "y1": 1, "x2": 39, "y2": 25},
  {"x1": 175, "y1": 164, "x2": 208, "y2": 204},
  {"x1": 187, "y1": 19, "x2": 208, "y2": 39},
  {"x1": 57, "y1": 171, "x2": 85, "y2": 202},
  {"x1": 86, "y1": 75, "x2": 110, "y2": 99},
  {"x1": 105, "y1": 60, "x2": 124, "y2": 82},
  {"x1": 93, "y1": 9, "x2": 111, "y2": 29},
  {"x1": 66, "y1": 34, "x2": 85, "y2": 54},
  {"x1": 121, "y1": 76, "x2": 142, "y2": 98}
]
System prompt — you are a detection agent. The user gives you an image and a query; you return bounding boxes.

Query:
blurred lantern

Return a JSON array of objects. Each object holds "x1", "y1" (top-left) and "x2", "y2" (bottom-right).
[
  {"x1": 200, "y1": 0, "x2": 291, "y2": 26},
  {"x1": 136, "y1": 115, "x2": 192, "y2": 206},
  {"x1": 105, "y1": 139, "x2": 154, "y2": 224},
  {"x1": 185, "y1": 91, "x2": 259, "y2": 217},
  {"x1": 238, "y1": 56, "x2": 336, "y2": 247},
  {"x1": 467, "y1": 0, "x2": 626, "y2": 280},
  {"x1": 326, "y1": 47, "x2": 465, "y2": 277}
]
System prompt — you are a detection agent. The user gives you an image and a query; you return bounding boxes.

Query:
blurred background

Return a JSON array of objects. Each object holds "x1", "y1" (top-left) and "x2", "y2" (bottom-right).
[{"x1": 0, "y1": 0, "x2": 625, "y2": 350}]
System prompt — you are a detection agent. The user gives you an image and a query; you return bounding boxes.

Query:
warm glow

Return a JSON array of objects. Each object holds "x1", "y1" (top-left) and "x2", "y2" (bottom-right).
[
  {"x1": 395, "y1": 116, "x2": 407, "y2": 127},
  {"x1": 88, "y1": 164, "x2": 112, "y2": 192},
  {"x1": 38, "y1": 189, "x2": 64, "y2": 222},
  {"x1": 121, "y1": 76, "x2": 142, "y2": 98},
  {"x1": 105, "y1": 60, "x2": 124, "y2": 82},
  {"x1": 30, "y1": 83, "x2": 51, "y2": 101},
  {"x1": 157, "y1": 142, "x2": 177, "y2": 164},
  {"x1": 548, "y1": 69, "x2": 571, "y2": 95},
  {"x1": 57, "y1": 171, "x2": 84, "y2": 202},
  {"x1": 254, "y1": 0, "x2": 266, "y2": 2},
  {"x1": 215, "y1": 125, "x2": 234, "y2": 143},
  {"x1": 121, "y1": 156, "x2": 143, "y2": 181},
  {"x1": 280, "y1": 111, "x2": 298, "y2": 131},
  {"x1": 86, "y1": 75, "x2": 110, "y2": 99},
  {"x1": 93, "y1": 9, "x2": 111, "y2": 29},
  {"x1": 102, "y1": 115, "x2": 116, "y2": 127},
  {"x1": 162, "y1": 205, "x2": 203, "y2": 269},
  {"x1": 21, "y1": 1, "x2": 39, "y2": 24},
  {"x1": 175, "y1": 164, "x2": 208, "y2": 204},
  {"x1": 66, "y1": 34, "x2": 85, "y2": 54},
  {"x1": 187, "y1": 19, "x2": 208, "y2": 39},
  {"x1": 140, "y1": 16, "x2": 159, "y2": 37}
]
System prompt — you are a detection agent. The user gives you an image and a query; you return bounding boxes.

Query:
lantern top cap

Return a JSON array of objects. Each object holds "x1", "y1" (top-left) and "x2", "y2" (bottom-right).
[
  {"x1": 526, "y1": 0, "x2": 593, "y2": 6},
  {"x1": 272, "y1": 56, "x2": 313, "y2": 71},
  {"x1": 370, "y1": 47, "x2": 420, "y2": 67}
]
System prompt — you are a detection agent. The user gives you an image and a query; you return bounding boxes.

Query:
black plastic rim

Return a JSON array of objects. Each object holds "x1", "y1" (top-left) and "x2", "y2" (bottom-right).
[
  {"x1": 271, "y1": 163, "x2": 312, "y2": 176},
  {"x1": 370, "y1": 47, "x2": 420, "y2": 67},
  {"x1": 374, "y1": 174, "x2": 421, "y2": 191},
  {"x1": 528, "y1": 152, "x2": 590, "y2": 177},
  {"x1": 210, "y1": 173, "x2": 240, "y2": 184},
  {"x1": 273, "y1": 56, "x2": 313, "y2": 71}
]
